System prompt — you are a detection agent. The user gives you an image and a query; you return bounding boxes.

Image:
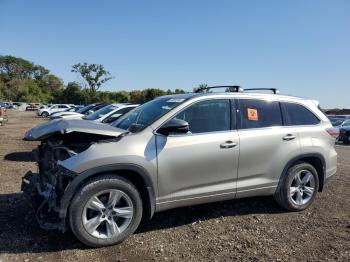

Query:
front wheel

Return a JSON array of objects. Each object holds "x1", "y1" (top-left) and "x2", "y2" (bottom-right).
[
  {"x1": 69, "y1": 175, "x2": 143, "y2": 247},
  {"x1": 274, "y1": 162, "x2": 319, "y2": 211},
  {"x1": 41, "y1": 111, "x2": 49, "y2": 118}
]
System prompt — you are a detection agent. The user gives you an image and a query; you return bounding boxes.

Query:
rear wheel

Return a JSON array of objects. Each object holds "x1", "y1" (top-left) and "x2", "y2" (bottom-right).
[
  {"x1": 69, "y1": 175, "x2": 143, "y2": 247},
  {"x1": 274, "y1": 162, "x2": 319, "y2": 211}
]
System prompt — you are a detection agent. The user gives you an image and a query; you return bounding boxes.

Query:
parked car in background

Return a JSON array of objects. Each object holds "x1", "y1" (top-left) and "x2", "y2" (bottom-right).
[
  {"x1": 22, "y1": 87, "x2": 337, "y2": 247},
  {"x1": 26, "y1": 103, "x2": 41, "y2": 111},
  {"x1": 327, "y1": 115, "x2": 350, "y2": 120},
  {"x1": 330, "y1": 118, "x2": 350, "y2": 128},
  {"x1": 49, "y1": 105, "x2": 84, "y2": 119},
  {"x1": 50, "y1": 103, "x2": 106, "y2": 120},
  {"x1": 339, "y1": 127, "x2": 350, "y2": 144},
  {"x1": 1, "y1": 102, "x2": 17, "y2": 109},
  {"x1": 37, "y1": 104, "x2": 71, "y2": 117},
  {"x1": 82, "y1": 103, "x2": 139, "y2": 123}
]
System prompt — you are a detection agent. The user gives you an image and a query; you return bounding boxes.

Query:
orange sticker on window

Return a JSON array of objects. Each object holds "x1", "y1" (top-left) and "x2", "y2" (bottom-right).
[{"x1": 247, "y1": 108, "x2": 259, "y2": 121}]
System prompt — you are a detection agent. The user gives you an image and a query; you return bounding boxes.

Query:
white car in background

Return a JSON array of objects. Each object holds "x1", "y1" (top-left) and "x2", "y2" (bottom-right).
[
  {"x1": 82, "y1": 103, "x2": 139, "y2": 123},
  {"x1": 37, "y1": 104, "x2": 71, "y2": 117},
  {"x1": 50, "y1": 103, "x2": 106, "y2": 120}
]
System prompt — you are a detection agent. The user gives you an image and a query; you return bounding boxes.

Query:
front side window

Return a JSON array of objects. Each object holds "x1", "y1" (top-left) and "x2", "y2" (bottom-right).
[
  {"x1": 170, "y1": 99, "x2": 231, "y2": 134},
  {"x1": 282, "y1": 102, "x2": 320, "y2": 126},
  {"x1": 238, "y1": 99, "x2": 282, "y2": 129}
]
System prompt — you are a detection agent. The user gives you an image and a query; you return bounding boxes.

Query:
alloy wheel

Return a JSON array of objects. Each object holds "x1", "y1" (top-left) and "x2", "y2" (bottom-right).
[
  {"x1": 289, "y1": 170, "x2": 316, "y2": 206},
  {"x1": 82, "y1": 189, "x2": 134, "y2": 239}
]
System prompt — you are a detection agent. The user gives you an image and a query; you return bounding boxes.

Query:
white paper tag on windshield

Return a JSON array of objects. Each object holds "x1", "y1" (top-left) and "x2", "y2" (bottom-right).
[{"x1": 167, "y1": 98, "x2": 185, "y2": 103}]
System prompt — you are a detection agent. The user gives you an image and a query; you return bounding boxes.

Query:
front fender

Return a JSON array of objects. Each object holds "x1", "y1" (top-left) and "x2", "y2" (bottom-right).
[{"x1": 58, "y1": 163, "x2": 156, "y2": 223}]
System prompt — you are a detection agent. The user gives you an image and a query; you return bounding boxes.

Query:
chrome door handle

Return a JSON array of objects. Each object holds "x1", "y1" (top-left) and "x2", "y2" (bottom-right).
[
  {"x1": 220, "y1": 141, "x2": 237, "y2": 149},
  {"x1": 283, "y1": 134, "x2": 296, "y2": 141}
]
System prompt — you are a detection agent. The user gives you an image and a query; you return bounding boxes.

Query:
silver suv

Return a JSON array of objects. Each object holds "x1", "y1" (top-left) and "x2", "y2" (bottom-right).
[{"x1": 22, "y1": 87, "x2": 338, "y2": 247}]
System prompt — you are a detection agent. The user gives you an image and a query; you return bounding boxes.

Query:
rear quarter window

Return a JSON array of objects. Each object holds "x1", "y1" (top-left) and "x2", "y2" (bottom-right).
[{"x1": 282, "y1": 102, "x2": 320, "y2": 126}]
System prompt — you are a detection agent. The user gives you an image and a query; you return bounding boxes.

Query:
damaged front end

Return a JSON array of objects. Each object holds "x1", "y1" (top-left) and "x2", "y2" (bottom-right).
[{"x1": 21, "y1": 119, "x2": 126, "y2": 231}]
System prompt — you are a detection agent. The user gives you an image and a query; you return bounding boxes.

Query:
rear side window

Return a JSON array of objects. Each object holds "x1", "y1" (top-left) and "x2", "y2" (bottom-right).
[
  {"x1": 282, "y1": 103, "x2": 320, "y2": 126},
  {"x1": 238, "y1": 99, "x2": 282, "y2": 129}
]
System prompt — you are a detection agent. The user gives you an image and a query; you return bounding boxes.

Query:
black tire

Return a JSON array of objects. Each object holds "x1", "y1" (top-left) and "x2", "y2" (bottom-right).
[
  {"x1": 41, "y1": 111, "x2": 49, "y2": 118},
  {"x1": 69, "y1": 175, "x2": 143, "y2": 247},
  {"x1": 274, "y1": 162, "x2": 319, "y2": 211},
  {"x1": 343, "y1": 139, "x2": 350, "y2": 145}
]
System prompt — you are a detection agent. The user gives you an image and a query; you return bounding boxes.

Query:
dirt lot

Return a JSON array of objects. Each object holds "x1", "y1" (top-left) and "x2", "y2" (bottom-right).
[{"x1": 0, "y1": 110, "x2": 349, "y2": 261}]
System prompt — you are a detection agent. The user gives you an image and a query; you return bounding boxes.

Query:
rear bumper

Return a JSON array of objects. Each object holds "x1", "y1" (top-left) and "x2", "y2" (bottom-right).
[{"x1": 21, "y1": 171, "x2": 65, "y2": 231}]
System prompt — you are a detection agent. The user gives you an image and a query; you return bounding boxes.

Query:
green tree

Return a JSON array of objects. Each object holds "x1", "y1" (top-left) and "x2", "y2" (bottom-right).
[
  {"x1": 193, "y1": 83, "x2": 207, "y2": 92},
  {"x1": 58, "y1": 82, "x2": 84, "y2": 104},
  {"x1": 71, "y1": 63, "x2": 113, "y2": 102},
  {"x1": 129, "y1": 90, "x2": 144, "y2": 103},
  {"x1": 113, "y1": 91, "x2": 130, "y2": 103}
]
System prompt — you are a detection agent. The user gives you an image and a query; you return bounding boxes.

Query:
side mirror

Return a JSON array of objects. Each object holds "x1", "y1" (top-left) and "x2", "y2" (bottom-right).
[
  {"x1": 86, "y1": 110, "x2": 94, "y2": 115},
  {"x1": 158, "y1": 119, "x2": 189, "y2": 136}
]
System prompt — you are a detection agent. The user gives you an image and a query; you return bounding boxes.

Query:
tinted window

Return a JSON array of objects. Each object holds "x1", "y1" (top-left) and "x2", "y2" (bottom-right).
[
  {"x1": 283, "y1": 103, "x2": 320, "y2": 126},
  {"x1": 84, "y1": 104, "x2": 118, "y2": 120},
  {"x1": 238, "y1": 99, "x2": 282, "y2": 129},
  {"x1": 171, "y1": 99, "x2": 231, "y2": 134},
  {"x1": 103, "y1": 107, "x2": 136, "y2": 124},
  {"x1": 342, "y1": 120, "x2": 350, "y2": 127}
]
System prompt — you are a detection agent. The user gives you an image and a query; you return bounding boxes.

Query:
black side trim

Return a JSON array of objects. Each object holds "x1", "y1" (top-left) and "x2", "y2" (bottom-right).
[
  {"x1": 281, "y1": 153, "x2": 326, "y2": 192},
  {"x1": 59, "y1": 164, "x2": 156, "y2": 222}
]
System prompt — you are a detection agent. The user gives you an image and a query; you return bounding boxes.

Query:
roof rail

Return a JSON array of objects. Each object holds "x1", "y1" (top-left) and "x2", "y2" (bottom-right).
[
  {"x1": 194, "y1": 85, "x2": 243, "y2": 93},
  {"x1": 244, "y1": 88, "x2": 280, "y2": 94},
  {"x1": 194, "y1": 86, "x2": 280, "y2": 94}
]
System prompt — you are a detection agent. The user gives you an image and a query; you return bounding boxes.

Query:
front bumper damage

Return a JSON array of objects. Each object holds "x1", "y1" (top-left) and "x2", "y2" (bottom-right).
[{"x1": 21, "y1": 168, "x2": 76, "y2": 231}]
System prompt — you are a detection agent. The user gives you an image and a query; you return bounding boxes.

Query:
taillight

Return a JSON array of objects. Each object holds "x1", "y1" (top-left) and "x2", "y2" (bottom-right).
[{"x1": 326, "y1": 127, "x2": 339, "y2": 138}]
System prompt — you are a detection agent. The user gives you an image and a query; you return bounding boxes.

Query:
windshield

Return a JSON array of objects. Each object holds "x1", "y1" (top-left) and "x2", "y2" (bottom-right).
[
  {"x1": 111, "y1": 97, "x2": 186, "y2": 132},
  {"x1": 330, "y1": 119, "x2": 343, "y2": 127},
  {"x1": 77, "y1": 104, "x2": 96, "y2": 114},
  {"x1": 342, "y1": 120, "x2": 350, "y2": 127},
  {"x1": 83, "y1": 104, "x2": 118, "y2": 120}
]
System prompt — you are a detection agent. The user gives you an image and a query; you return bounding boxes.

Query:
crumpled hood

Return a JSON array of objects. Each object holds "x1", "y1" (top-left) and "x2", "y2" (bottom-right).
[{"x1": 24, "y1": 119, "x2": 126, "y2": 141}]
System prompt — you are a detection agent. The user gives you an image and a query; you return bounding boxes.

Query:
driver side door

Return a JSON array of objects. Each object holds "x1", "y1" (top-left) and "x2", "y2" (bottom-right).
[{"x1": 156, "y1": 99, "x2": 239, "y2": 209}]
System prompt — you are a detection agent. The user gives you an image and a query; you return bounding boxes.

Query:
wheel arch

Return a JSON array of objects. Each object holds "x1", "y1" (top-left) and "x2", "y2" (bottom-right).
[
  {"x1": 59, "y1": 164, "x2": 156, "y2": 229},
  {"x1": 282, "y1": 153, "x2": 326, "y2": 192},
  {"x1": 41, "y1": 110, "x2": 49, "y2": 116}
]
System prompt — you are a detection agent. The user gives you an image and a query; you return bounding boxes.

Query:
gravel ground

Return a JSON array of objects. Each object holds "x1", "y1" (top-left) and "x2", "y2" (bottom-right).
[{"x1": 0, "y1": 110, "x2": 349, "y2": 261}]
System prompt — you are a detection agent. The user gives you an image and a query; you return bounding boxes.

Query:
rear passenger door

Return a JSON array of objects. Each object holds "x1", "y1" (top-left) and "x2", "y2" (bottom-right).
[
  {"x1": 236, "y1": 99, "x2": 301, "y2": 197},
  {"x1": 281, "y1": 102, "x2": 325, "y2": 157}
]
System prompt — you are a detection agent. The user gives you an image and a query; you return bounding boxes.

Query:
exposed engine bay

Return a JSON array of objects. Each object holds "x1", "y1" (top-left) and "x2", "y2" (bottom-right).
[{"x1": 22, "y1": 122, "x2": 125, "y2": 230}]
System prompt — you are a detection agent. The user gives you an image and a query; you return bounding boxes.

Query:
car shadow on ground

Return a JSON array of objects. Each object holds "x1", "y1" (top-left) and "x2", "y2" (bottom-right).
[
  {"x1": 4, "y1": 151, "x2": 34, "y2": 162},
  {"x1": 0, "y1": 192, "x2": 285, "y2": 254}
]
